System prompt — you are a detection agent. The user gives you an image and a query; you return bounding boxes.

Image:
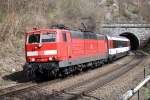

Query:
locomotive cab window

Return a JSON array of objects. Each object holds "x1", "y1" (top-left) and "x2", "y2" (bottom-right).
[
  {"x1": 28, "y1": 34, "x2": 40, "y2": 43},
  {"x1": 41, "y1": 32, "x2": 56, "y2": 42}
]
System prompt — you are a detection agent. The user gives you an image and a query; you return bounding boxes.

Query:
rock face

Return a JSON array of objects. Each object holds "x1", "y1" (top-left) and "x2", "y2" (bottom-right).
[{"x1": 97, "y1": 0, "x2": 147, "y2": 22}]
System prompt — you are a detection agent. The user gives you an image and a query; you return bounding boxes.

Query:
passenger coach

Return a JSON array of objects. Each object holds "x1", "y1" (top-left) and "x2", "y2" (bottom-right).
[{"x1": 107, "y1": 35, "x2": 130, "y2": 61}]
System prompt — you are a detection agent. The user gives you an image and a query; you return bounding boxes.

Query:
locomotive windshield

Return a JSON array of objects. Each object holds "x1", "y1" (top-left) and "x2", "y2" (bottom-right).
[
  {"x1": 41, "y1": 32, "x2": 56, "y2": 42},
  {"x1": 27, "y1": 32, "x2": 56, "y2": 43},
  {"x1": 28, "y1": 34, "x2": 40, "y2": 43}
]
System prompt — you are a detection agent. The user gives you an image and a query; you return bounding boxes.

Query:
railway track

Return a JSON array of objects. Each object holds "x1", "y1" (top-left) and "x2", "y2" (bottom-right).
[
  {"x1": 0, "y1": 51, "x2": 146, "y2": 100},
  {"x1": 0, "y1": 82, "x2": 36, "y2": 96},
  {"x1": 0, "y1": 78, "x2": 62, "y2": 97},
  {"x1": 48, "y1": 52, "x2": 146, "y2": 100}
]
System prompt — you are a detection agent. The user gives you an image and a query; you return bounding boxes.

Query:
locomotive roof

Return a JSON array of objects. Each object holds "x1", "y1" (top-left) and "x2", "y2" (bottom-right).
[
  {"x1": 25, "y1": 28, "x2": 105, "y2": 35},
  {"x1": 25, "y1": 28, "x2": 109, "y2": 41},
  {"x1": 25, "y1": 28, "x2": 68, "y2": 34}
]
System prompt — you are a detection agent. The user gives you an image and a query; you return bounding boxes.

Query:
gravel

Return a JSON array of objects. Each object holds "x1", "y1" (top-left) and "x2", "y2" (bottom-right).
[{"x1": 86, "y1": 56, "x2": 150, "y2": 100}]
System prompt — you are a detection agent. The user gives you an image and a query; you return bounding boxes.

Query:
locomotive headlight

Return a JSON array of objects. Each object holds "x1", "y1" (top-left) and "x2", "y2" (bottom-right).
[
  {"x1": 31, "y1": 58, "x2": 35, "y2": 62},
  {"x1": 49, "y1": 57, "x2": 53, "y2": 61},
  {"x1": 38, "y1": 44, "x2": 42, "y2": 48}
]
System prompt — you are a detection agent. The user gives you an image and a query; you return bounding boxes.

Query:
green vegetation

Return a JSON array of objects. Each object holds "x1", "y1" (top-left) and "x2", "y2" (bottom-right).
[
  {"x1": 143, "y1": 39, "x2": 150, "y2": 54},
  {"x1": 0, "y1": 80, "x2": 16, "y2": 87},
  {"x1": 144, "y1": 87, "x2": 150, "y2": 100},
  {"x1": 106, "y1": 0, "x2": 114, "y2": 6},
  {"x1": 0, "y1": 9, "x2": 6, "y2": 22}
]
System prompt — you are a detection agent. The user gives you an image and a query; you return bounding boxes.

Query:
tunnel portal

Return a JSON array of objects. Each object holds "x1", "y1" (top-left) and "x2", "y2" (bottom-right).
[{"x1": 120, "y1": 33, "x2": 140, "y2": 50}]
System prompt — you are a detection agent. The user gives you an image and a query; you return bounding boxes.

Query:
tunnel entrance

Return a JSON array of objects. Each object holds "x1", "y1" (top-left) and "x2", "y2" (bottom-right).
[{"x1": 120, "y1": 33, "x2": 139, "y2": 50}]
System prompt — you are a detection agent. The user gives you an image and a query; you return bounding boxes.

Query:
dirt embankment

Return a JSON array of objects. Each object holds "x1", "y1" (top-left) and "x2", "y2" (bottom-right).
[{"x1": 143, "y1": 38, "x2": 150, "y2": 54}]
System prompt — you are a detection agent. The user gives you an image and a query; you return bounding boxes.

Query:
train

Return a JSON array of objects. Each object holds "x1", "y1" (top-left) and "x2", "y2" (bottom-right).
[{"x1": 23, "y1": 25, "x2": 130, "y2": 79}]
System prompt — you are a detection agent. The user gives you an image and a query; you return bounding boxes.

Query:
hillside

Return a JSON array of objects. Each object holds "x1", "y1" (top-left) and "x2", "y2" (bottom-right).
[
  {"x1": 143, "y1": 38, "x2": 150, "y2": 53},
  {"x1": 0, "y1": 0, "x2": 150, "y2": 76}
]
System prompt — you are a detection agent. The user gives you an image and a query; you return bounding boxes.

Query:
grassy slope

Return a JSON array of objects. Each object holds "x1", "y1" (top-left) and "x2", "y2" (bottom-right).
[{"x1": 143, "y1": 39, "x2": 150, "y2": 54}]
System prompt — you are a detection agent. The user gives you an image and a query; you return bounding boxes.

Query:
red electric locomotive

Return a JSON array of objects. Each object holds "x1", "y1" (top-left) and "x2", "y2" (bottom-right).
[{"x1": 23, "y1": 25, "x2": 130, "y2": 78}]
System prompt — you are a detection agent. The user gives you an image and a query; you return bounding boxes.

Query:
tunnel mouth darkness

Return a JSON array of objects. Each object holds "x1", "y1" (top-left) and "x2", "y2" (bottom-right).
[{"x1": 120, "y1": 33, "x2": 139, "y2": 50}]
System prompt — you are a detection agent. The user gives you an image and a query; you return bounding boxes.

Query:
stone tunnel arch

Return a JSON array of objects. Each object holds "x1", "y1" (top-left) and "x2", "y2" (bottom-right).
[{"x1": 120, "y1": 33, "x2": 140, "y2": 50}]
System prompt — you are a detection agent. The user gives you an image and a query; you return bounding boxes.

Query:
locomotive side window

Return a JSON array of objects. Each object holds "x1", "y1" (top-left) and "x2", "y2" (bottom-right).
[
  {"x1": 89, "y1": 33, "x2": 97, "y2": 39},
  {"x1": 84, "y1": 32, "x2": 89, "y2": 39},
  {"x1": 71, "y1": 31, "x2": 84, "y2": 39},
  {"x1": 84, "y1": 32, "x2": 97, "y2": 40},
  {"x1": 96, "y1": 34, "x2": 105, "y2": 40},
  {"x1": 42, "y1": 32, "x2": 56, "y2": 42},
  {"x1": 113, "y1": 40, "x2": 117, "y2": 48},
  {"x1": 113, "y1": 40, "x2": 128, "y2": 48},
  {"x1": 62, "y1": 32, "x2": 67, "y2": 42},
  {"x1": 28, "y1": 34, "x2": 40, "y2": 43}
]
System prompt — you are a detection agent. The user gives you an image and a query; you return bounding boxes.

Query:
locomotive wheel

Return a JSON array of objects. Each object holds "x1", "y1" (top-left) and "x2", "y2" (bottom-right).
[
  {"x1": 35, "y1": 70, "x2": 44, "y2": 80},
  {"x1": 25, "y1": 70, "x2": 36, "y2": 80},
  {"x1": 59, "y1": 68, "x2": 71, "y2": 78},
  {"x1": 23, "y1": 65, "x2": 36, "y2": 80},
  {"x1": 49, "y1": 68, "x2": 59, "y2": 78},
  {"x1": 108, "y1": 57, "x2": 113, "y2": 63},
  {"x1": 35, "y1": 68, "x2": 59, "y2": 79}
]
